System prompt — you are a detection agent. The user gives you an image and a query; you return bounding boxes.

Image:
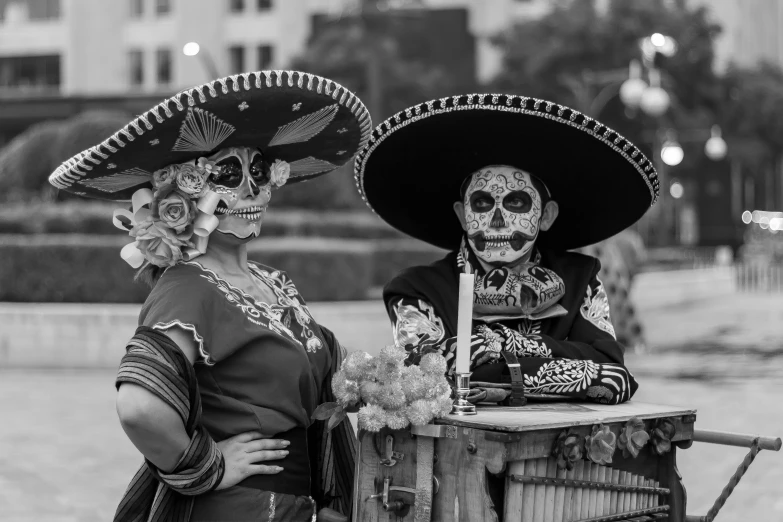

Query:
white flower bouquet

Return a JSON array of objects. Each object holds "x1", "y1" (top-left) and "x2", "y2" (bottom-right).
[{"x1": 313, "y1": 345, "x2": 454, "y2": 432}]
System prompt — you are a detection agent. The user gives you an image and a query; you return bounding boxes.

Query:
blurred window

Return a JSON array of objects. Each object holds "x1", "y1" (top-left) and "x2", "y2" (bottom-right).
[
  {"x1": 129, "y1": 49, "x2": 144, "y2": 87},
  {"x1": 229, "y1": 0, "x2": 244, "y2": 12},
  {"x1": 0, "y1": 54, "x2": 60, "y2": 92},
  {"x1": 155, "y1": 0, "x2": 170, "y2": 15},
  {"x1": 257, "y1": 44, "x2": 273, "y2": 69},
  {"x1": 257, "y1": 0, "x2": 272, "y2": 10},
  {"x1": 156, "y1": 48, "x2": 171, "y2": 86},
  {"x1": 229, "y1": 46, "x2": 245, "y2": 74},
  {"x1": 130, "y1": 0, "x2": 143, "y2": 17},
  {"x1": 0, "y1": 0, "x2": 60, "y2": 21}
]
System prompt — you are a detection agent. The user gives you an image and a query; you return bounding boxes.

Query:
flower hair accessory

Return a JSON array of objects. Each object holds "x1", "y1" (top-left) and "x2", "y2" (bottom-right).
[
  {"x1": 113, "y1": 156, "x2": 223, "y2": 268},
  {"x1": 269, "y1": 159, "x2": 290, "y2": 188},
  {"x1": 312, "y1": 347, "x2": 453, "y2": 432}
]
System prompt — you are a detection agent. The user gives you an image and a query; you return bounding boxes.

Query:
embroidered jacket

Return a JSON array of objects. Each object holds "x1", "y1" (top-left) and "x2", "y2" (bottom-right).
[{"x1": 383, "y1": 248, "x2": 638, "y2": 404}]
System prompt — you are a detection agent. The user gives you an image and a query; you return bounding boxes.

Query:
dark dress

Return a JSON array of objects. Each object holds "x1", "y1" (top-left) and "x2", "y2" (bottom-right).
[{"x1": 139, "y1": 260, "x2": 332, "y2": 521}]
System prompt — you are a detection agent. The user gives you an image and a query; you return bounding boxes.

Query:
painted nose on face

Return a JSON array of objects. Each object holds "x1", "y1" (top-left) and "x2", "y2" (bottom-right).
[
  {"x1": 248, "y1": 178, "x2": 261, "y2": 198},
  {"x1": 490, "y1": 208, "x2": 506, "y2": 228}
]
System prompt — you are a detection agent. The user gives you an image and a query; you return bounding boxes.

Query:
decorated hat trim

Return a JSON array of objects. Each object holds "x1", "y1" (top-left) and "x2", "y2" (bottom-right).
[
  {"x1": 50, "y1": 70, "x2": 372, "y2": 192},
  {"x1": 354, "y1": 93, "x2": 660, "y2": 215}
]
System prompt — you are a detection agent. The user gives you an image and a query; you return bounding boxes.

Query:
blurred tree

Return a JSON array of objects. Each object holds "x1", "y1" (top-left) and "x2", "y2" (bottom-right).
[
  {"x1": 721, "y1": 63, "x2": 783, "y2": 170},
  {"x1": 289, "y1": 0, "x2": 468, "y2": 209},
  {"x1": 489, "y1": 0, "x2": 723, "y2": 145},
  {"x1": 292, "y1": 0, "x2": 463, "y2": 121},
  {"x1": 0, "y1": 120, "x2": 62, "y2": 202},
  {"x1": 0, "y1": 110, "x2": 130, "y2": 203}
]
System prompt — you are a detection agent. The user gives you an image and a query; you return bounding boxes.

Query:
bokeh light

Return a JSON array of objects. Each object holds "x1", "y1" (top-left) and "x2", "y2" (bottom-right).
[
  {"x1": 661, "y1": 141, "x2": 684, "y2": 166},
  {"x1": 183, "y1": 42, "x2": 200, "y2": 56},
  {"x1": 669, "y1": 181, "x2": 684, "y2": 199}
]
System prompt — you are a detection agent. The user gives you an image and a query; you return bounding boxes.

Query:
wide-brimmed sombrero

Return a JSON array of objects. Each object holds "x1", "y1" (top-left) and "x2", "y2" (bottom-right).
[
  {"x1": 50, "y1": 70, "x2": 371, "y2": 200},
  {"x1": 355, "y1": 93, "x2": 659, "y2": 251}
]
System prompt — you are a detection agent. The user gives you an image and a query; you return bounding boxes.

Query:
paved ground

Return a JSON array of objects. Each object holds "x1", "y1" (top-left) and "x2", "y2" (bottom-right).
[{"x1": 2, "y1": 291, "x2": 782, "y2": 521}]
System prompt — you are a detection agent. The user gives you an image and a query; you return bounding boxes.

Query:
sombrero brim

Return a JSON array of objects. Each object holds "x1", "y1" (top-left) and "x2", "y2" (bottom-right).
[
  {"x1": 355, "y1": 94, "x2": 659, "y2": 251},
  {"x1": 50, "y1": 70, "x2": 371, "y2": 201}
]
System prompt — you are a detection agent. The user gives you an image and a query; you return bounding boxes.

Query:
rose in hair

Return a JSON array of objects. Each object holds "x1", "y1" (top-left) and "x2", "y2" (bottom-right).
[
  {"x1": 270, "y1": 159, "x2": 291, "y2": 188},
  {"x1": 154, "y1": 185, "x2": 197, "y2": 234},
  {"x1": 131, "y1": 218, "x2": 190, "y2": 268},
  {"x1": 175, "y1": 163, "x2": 208, "y2": 197}
]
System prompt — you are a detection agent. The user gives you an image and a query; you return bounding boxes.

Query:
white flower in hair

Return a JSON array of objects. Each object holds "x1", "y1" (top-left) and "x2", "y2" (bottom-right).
[
  {"x1": 175, "y1": 163, "x2": 208, "y2": 197},
  {"x1": 270, "y1": 159, "x2": 291, "y2": 188}
]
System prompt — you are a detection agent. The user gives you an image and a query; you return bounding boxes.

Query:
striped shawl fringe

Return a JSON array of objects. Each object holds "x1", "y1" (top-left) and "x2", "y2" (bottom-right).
[
  {"x1": 113, "y1": 326, "x2": 225, "y2": 522},
  {"x1": 314, "y1": 325, "x2": 357, "y2": 518}
]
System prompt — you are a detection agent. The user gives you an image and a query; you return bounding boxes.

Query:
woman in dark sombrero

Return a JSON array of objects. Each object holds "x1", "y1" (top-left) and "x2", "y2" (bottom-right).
[
  {"x1": 356, "y1": 93, "x2": 659, "y2": 406},
  {"x1": 51, "y1": 70, "x2": 370, "y2": 521}
]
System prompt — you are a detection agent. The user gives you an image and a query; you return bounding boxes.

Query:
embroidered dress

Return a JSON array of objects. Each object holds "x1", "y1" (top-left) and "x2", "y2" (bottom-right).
[{"x1": 138, "y1": 260, "x2": 337, "y2": 520}]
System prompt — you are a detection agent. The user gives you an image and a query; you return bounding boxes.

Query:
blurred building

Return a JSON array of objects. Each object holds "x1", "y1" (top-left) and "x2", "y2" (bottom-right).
[
  {"x1": 0, "y1": 0, "x2": 312, "y2": 145},
  {"x1": 0, "y1": 0, "x2": 555, "y2": 145},
  {"x1": 0, "y1": 0, "x2": 310, "y2": 96},
  {"x1": 697, "y1": 0, "x2": 783, "y2": 72}
]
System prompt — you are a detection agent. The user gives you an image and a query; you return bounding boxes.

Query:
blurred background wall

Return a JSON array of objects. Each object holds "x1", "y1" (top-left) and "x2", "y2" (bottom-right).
[{"x1": 1, "y1": 0, "x2": 782, "y2": 306}]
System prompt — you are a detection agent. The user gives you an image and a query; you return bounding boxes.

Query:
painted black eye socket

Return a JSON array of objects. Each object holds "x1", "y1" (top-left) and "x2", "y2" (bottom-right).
[
  {"x1": 249, "y1": 154, "x2": 270, "y2": 186},
  {"x1": 469, "y1": 191, "x2": 495, "y2": 213},
  {"x1": 503, "y1": 191, "x2": 533, "y2": 213},
  {"x1": 210, "y1": 157, "x2": 244, "y2": 188}
]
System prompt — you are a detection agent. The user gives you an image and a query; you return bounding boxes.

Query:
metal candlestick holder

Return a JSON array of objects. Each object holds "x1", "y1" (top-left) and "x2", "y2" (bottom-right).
[{"x1": 450, "y1": 373, "x2": 477, "y2": 416}]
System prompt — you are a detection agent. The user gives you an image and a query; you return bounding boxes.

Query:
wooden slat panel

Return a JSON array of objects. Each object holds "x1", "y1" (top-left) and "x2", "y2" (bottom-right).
[
  {"x1": 543, "y1": 457, "x2": 558, "y2": 522},
  {"x1": 521, "y1": 459, "x2": 537, "y2": 522},
  {"x1": 533, "y1": 457, "x2": 549, "y2": 522},
  {"x1": 562, "y1": 464, "x2": 575, "y2": 522},
  {"x1": 595, "y1": 465, "x2": 606, "y2": 517},
  {"x1": 554, "y1": 465, "x2": 567, "y2": 522},
  {"x1": 609, "y1": 469, "x2": 620, "y2": 515},
  {"x1": 588, "y1": 462, "x2": 599, "y2": 518},
  {"x1": 623, "y1": 471, "x2": 633, "y2": 513},
  {"x1": 603, "y1": 467, "x2": 612, "y2": 515},
  {"x1": 573, "y1": 459, "x2": 585, "y2": 521},
  {"x1": 505, "y1": 460, "x2": 526, "y2": 521}
]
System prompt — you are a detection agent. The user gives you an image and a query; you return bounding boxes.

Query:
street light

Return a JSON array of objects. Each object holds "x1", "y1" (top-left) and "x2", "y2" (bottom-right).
[
  {"x1": 661, "y1": 133, "x2": 684, "y2": 166},
  {"x1": 619, "y1": 60, "x2": 647, "y2": 109},
  {"x1": 669, "y1": 180, "x2": 684, "y2": 199},
  {"x1": 643, "y1": 33, "x2": 678, "y2": 60},
  {"x1": 704, "y1": 124, "x2": 728, "y2": 161},
  {"x1": 183, "y1": 42, "x2": 200, "y2": 56},
  {"x1": 182, "y1": 41, "x2": 220, "y2": 80},
  {"x1": 639, "y1": 69, "x2": 670, "y2": 117}
]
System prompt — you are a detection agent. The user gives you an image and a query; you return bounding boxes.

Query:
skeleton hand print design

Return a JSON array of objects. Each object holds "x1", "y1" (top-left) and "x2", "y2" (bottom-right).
[{"x1": 463, "y1": 165, "x2": 544, "y2": 265}]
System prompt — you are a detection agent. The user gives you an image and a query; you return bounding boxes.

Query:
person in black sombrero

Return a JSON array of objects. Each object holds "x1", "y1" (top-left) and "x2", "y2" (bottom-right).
[
  {"x1": 51, "y1": 70, "x2": 371, "y2": 521},
  {"x1": 356, "y1": 93, "x2": 661, "y2": 406}
]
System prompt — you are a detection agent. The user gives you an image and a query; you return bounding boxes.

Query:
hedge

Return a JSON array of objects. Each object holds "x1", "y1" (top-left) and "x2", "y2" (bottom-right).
[
  {"x1": 0, "y1": 202, "x2": 405, "y2": 239},
  {"x1": 0, "y1": 235, "x2": 445, "y2": 303},
  {"x1": 0, "y1": 235, "x2": 376, "y2": 303}
]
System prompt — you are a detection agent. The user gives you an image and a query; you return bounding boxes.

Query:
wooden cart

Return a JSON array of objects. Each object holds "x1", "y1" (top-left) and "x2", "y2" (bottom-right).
[{"x1": 353, "y1": 401, "x2": 781, "y2": 522}]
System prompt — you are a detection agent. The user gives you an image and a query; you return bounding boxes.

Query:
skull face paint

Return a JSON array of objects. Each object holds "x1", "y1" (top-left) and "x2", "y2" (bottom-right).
[
  {"x1": 463, "y1": 166, "x2": 544, "y2": 265},
  {"x1": 208, "y1": 146, "x2": 272, "y2": 240}
]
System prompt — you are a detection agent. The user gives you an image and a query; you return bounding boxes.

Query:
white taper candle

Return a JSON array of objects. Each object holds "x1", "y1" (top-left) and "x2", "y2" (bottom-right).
[{"x1": 455, "y1": 272, "x2": 475, "y2": 374}]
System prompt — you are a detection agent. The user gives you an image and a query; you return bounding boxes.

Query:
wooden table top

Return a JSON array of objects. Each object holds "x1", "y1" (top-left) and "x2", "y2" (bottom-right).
[{"x1": 436, "y1": 401, "x2": 697, "y2": 433}]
